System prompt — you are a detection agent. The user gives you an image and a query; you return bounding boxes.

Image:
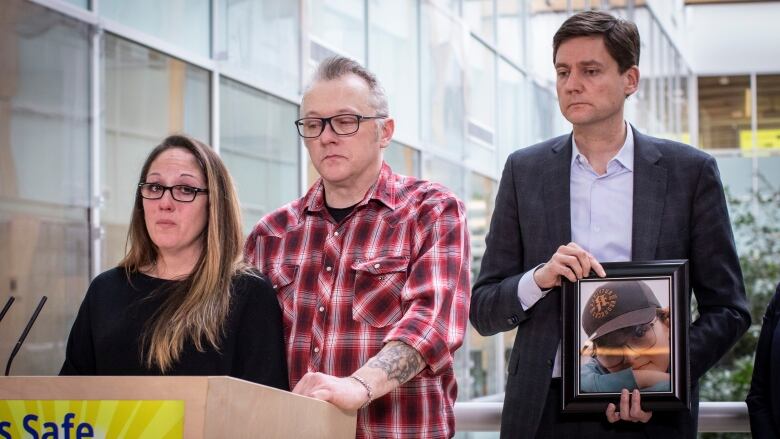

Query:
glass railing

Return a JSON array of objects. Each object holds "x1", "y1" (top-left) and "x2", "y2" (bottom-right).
[{"x1": 453, "y1": 401, "x2": 750, "y2": 433}]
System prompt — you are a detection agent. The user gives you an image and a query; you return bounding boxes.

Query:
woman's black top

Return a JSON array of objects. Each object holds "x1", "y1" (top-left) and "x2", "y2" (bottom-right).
[
  {"x1": 60, "y1": 267, "x2": 289, "y2": 390},
  {"x1": 746, "y1": 283, "x2": 780, "y2": 439}
]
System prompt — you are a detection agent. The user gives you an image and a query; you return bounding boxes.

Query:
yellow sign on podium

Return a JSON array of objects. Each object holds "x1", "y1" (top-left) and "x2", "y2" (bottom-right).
[{"x1": 0, "y1": 400, "x2": 183, "y2": 439}]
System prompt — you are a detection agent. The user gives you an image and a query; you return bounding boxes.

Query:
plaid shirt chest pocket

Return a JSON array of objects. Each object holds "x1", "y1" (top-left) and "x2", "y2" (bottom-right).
[
  {"x1": 351, "y1": 256, "x2": 409, "y2": 328},
  {"x1": 266, "y1": 264, "x2": 299, "y2": 305}
]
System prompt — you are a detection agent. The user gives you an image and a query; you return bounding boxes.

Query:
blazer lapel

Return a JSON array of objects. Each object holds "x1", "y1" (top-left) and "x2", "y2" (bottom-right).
[
  {"x1": 542, "y1": 135, "x2": 573, "y2": 251},
  {"x1": 631, "y1": 128, "x2": 667, "y2": 260}
]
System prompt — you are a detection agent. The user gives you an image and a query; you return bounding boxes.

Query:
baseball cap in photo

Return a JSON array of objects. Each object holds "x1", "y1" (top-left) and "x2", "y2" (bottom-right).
[{"x1": 582, "y1": 280, "x2": 661, "y2": 340}]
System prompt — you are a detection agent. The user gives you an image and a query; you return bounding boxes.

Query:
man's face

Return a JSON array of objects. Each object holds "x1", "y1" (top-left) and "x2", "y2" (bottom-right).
[
  {"x1": 554, "y1": 36, "x2": 638, "y2": 128},
  {"x1": 300, "y1": 74, "x2": 393, "y2": 189}
]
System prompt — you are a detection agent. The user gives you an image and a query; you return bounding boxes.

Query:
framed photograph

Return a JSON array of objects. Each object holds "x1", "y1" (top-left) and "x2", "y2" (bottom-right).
[{"x1": 561, "y1": 260, "x2": 690, "y2": 413}]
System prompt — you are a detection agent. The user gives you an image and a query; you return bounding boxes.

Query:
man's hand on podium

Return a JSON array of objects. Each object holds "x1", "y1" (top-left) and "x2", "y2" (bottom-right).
[
  {"x1": 292, "y1": 372, "x2": 369, "y2": 411},
  {"x1": 291, "y1": 342, "x2": 425, "y2": 411}
]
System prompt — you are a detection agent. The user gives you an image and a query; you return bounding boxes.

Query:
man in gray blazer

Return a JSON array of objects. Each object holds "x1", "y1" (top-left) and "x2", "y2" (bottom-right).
[{"x1": 470, "y1": 10, "x2": 750, "y2": 438}]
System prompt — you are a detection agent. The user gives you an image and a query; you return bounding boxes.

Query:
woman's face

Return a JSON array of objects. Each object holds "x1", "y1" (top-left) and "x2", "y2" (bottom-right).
[
  {"x1": 597, "y1": 318, "x2": 671, "y2": 373},
  {"x1": 142, "y1": 148, "x2": 208, "y2": 262}
]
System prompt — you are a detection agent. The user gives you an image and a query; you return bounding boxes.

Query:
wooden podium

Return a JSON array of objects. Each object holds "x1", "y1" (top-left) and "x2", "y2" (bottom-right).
[{"x1": 0, "y1": 376, "x2": 357, "y2": 438}]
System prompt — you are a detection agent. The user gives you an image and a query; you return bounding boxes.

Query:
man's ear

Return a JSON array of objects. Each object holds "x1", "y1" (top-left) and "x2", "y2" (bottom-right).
[
  {"x1": 379, "y1": 118, "x2": 395, "y2": 149},
  {"x1": 624, "y1": 65, "x2": 640, "y2": 98}
]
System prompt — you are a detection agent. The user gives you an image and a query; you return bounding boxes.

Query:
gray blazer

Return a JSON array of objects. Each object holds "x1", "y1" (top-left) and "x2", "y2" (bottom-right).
[{"x1": 470, "y1": 127, "x2": 751, "y2": 438}]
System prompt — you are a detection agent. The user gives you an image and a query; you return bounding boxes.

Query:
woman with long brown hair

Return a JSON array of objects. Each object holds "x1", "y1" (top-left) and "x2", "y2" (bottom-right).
[{"x1": 60, "y1": 135, "x2": 287, "y2": 389}]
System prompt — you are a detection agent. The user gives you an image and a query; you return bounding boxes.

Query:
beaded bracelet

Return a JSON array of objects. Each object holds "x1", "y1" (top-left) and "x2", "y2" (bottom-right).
[{"x1": 349, "y1": 375, "x2": 373, "y2": 410}]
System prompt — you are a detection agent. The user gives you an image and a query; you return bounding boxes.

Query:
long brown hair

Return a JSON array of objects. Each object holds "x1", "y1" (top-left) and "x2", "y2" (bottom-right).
[{"x1": 119, "y1": 134, "x2": 249, "y2": 372}]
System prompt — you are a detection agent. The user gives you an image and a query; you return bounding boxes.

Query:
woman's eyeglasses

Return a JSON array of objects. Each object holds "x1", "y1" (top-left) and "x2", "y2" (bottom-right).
[{"x1": 138, "y1": 183, "x2": 208, "y2": 202}]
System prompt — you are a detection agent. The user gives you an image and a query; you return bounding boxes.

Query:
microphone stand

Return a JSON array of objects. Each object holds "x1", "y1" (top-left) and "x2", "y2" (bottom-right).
[
  {"x1": 0, "y1": 296, "x2": 14, "y2": 323},
  {"x1": 5, "y1": 296, "x2": 47, "y2": 376}
]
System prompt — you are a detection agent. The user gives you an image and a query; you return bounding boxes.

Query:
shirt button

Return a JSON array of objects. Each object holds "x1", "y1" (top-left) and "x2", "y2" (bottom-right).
[
  {"x1": 313, "y1": 347, "x2": 320, "y2": 353},
  {"x1": 334, "y1": 231, "x2": 339, "y2": 236},
  {"x1": 326, "y1": 266, "x2": 332, "y2": 272},
  {"x1": 373, "y1": 263, "x2": 380, "y2": 269},
  {"x1": 319, "y1": 306, "x2": 325, "y2": 312},
  {"x1": 273, "y1": 284, "x2": 278, "y2": 289}
]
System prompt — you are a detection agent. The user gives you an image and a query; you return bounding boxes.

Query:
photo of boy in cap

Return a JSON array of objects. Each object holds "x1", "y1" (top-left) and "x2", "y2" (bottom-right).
[{"x1": 580, "y1": 280, "x2": 672, "y2": 394}]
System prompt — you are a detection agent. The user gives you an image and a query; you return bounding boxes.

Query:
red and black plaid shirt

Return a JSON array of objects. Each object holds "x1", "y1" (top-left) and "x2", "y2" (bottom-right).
[{"x1": 245, "y1": 163, "x2": 470, "y2": 439}]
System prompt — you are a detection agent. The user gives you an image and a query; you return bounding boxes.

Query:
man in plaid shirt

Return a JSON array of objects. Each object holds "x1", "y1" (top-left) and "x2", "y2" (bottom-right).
[{"x1": 244, "y1": 56, "x2": 471, "y2": 438}]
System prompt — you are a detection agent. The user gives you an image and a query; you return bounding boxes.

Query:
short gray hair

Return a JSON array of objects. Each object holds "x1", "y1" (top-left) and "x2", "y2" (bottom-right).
[{"x1": 306, "y1": 56, "x2": 389, "y2": 117}]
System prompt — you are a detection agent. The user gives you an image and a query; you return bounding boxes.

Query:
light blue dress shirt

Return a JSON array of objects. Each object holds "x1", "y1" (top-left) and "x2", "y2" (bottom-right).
[
  {"x1": 569, "y1": 126, "x2": 634, "y2": 263},
  {"x1": 516, "y1": 121, "x2": 635, "y2": 377}
]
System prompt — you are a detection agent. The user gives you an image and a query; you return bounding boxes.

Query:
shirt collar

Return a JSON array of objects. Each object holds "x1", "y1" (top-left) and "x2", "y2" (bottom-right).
[
  {"x1": 301, "y1": 161, "x2": 398, "y2": 214},
  {"x1": 571, "y1": 121, "x2": 635, "y2": 172}
]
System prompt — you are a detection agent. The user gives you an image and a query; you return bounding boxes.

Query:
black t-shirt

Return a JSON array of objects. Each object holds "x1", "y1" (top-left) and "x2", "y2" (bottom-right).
[
  {"x1": 60, "y1": 267, "x2": 289, "y2": 390},
  {"x1": 327, "y1": 203, "x2": 358, "y2": 223}
]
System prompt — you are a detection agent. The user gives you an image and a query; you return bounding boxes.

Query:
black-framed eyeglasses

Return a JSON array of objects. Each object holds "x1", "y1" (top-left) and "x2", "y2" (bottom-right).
[
  {"x1": 138, "y1": 182, "x2": 208, "y2": 202},
  {"x1": 294, "y1": 113, "x2": 386, "y2": 138},
  {"x1": 592, "y1": 320, "x2": 658, "y2": 369}
]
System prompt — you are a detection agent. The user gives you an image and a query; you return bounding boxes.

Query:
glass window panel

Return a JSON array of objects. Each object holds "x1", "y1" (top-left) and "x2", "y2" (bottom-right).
[
  {"x1": 654, "y1": 30, "x2": 666, "y2": 136},
  {"x1": 463, "y1": 0, "x2": 495, "y2": 43},
  {"x1": 464, "y1": 172, "x2": 498, "y2": 398},
  {"x1": 650, "y1": 21, "x2": 662, "y2": 134},
  {"x1": 757, "y1": 156, "x2": 780, "y2": 192},
  {"x1": 368, "y1": 0, "x2": 419, "y2": 143},
  {"x1": 422, "y1": 155, "x2": 464, "y2": 199},
  {"x1": 384, "y1": 142, "x2": 420, "y2": 177},
  {"x1": 307, "y1": 157, "x2": 320, "y2": 189},
  {"x1": 445, "y1": 0, "x2": 462, "y2": 14},
  {"x1": 609, "y1": 0, "x2": 632, "y2": 8},
  {"x1": 497, "y1": 0, "x2": 525, "y2": 65},
  {"x1": 636, "y1": 14, "x2": 661, "y2": 134},
  {"x1": 467, "y1": 38, "x2": 496, "y2": 133},
  {"x1": 421, "y1": 3, "x2": 466, "y2": 161},
  {"x1": 102, "y1": 35, "x2": 210, "y2": 270},
  {"x1": 0, "y1": 206, "x2": 89, "y2": 374},
  {"x1": 530, "y1": 82, "x2": 559, "y2": 144},
  {"x1": 64, "y1": 0, "x2": 88, "y2": 8},
  {"x1": 3, "y1": 6, "x2": 90, "y2": 207},
  {"x1": 672, "y1": 51, "x2": 680, "y2": 139},
  {"x1": 466, "y1": 172, "x2": 495, "y2": 293},
  {"x1": 466, "y1": 37, "x2": 496, "y2": 177},
  {"x1": 528, "y1": 0, "x2": 566, "y2": 82},
  {"x1": 498, "y1": 60, "x2": 525, "y2": 164},
  {"x1": 698, "y1": 75, "x2": 751, "y2": 150},
  {"x1": 571, "y1": 0, "x2": 593, "y2": 12},
  {"x1": 714, "y1": 156, "x2": 753, "y2": 197},
  {"x1": 679, "y1": 70, "x2": 689, "y2": 144},
  {"x1": 675, "y1": 59, "x2": 690, "y2": 144},
  {"x1": 100, "y1": 0, "x2": 210, "y2": 58},
  {"x1": 0, "y1": 0, "x2": 90, "y2": 374},
  {"x1": 661, "y1": 36, "x2": 673, "y2": 136},
  {"x1": 309, "y1": 0, "x2": 365, "y2": 61},
  {"x1": 530, "y1": 0, "x2": 559, "y2": 14},
  {"x1": 756, "y1": 74, "x2": 780, "y2": 153},
  {"x1": 632, "y1": 6, "x2": 653, "y2": 133},
  {"x1": 220, "y1": 78, "x2": 300, "y2": 235},
  {"x1": 219, "y1": 0, "x2": 300, "y2": 97}
]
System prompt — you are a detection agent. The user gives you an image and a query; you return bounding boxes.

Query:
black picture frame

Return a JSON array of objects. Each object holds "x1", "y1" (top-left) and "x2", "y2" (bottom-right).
[{"x1": 561, "y1": 260, "x2": 690, "y2": 413}]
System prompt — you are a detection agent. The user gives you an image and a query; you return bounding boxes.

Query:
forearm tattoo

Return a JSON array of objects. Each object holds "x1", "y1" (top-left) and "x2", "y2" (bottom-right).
[{"x1": 366, "y1": 342, "x2": 424, "y2": 384}]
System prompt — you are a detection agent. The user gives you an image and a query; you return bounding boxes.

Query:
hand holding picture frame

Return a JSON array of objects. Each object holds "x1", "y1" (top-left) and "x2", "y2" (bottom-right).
[{"x1": 561, "y1": 260, "x2": 690, "y2": 413}]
